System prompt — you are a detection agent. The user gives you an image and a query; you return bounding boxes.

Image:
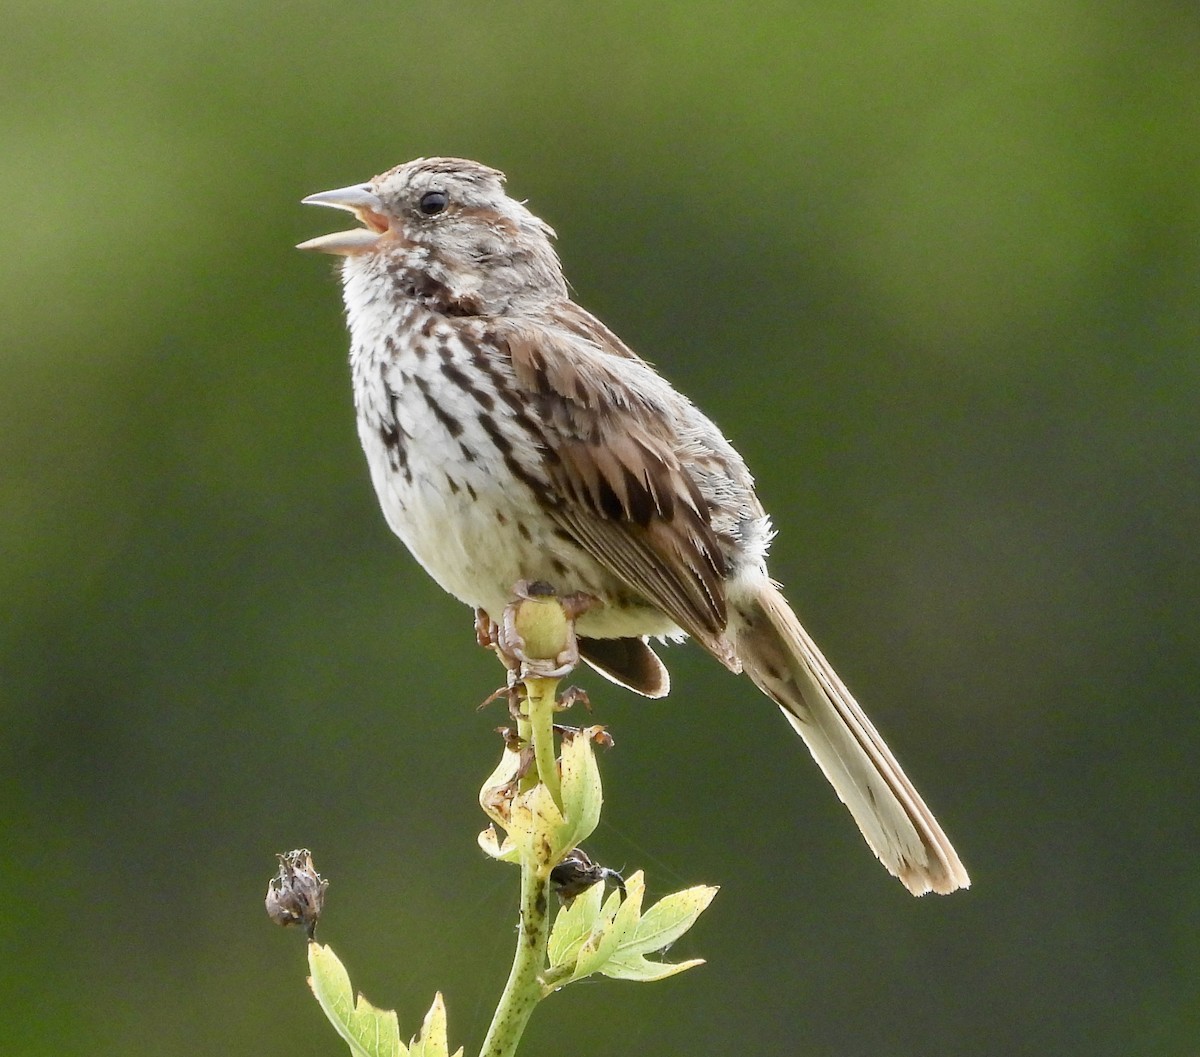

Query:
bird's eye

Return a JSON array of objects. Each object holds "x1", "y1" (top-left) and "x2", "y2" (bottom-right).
[{"x1": 418, "y1": 190, "x2": 449, "y2": 215}]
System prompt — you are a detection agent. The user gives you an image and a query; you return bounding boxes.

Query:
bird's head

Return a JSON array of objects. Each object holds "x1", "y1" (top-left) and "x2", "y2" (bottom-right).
[{"x1": 299, "y1": 157, "x2": 567, "y2": 313}]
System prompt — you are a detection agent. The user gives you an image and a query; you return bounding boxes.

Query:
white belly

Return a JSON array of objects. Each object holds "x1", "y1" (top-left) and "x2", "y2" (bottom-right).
[{"x1": 355, "y1": 372, "x2": 681, "y2": 641}]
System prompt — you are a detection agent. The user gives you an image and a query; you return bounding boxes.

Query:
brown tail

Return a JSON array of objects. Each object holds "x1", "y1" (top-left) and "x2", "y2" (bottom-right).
[{"x1": 729, "y1": 580, "x2": 969, "y2": 895}]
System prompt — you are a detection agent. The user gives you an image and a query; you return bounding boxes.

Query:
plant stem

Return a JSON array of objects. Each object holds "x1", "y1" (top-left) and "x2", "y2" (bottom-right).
[
  {"x1": 479, "y1": 669, "x2": 562, "y2": 1057},
  {"x1": 477, "y1": 834, "x2": 553, "y2": 1057},
  {"x1": 524, "y1": 675, "x2": 562, "y2": 810}
]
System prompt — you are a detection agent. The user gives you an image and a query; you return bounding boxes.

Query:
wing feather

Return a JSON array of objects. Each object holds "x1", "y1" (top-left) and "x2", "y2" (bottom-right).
[{"x1": 492, "y1": 313, "x2": 737, "y2": 668}]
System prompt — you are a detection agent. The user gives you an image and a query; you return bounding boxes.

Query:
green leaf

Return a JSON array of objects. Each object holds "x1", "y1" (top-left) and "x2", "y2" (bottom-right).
[
  {"x1": 307, "y1": 941, "x2": 406, "y2": 1057},
  {"x1": 547, "y1": 872, "x2": 710, "y2": 988},
  {"x1": 508, "y1": 782, "x2": 569, "y2": 867},
  {"x1": 608, "y1": 870, "x2": 646, "y2": 945},
  {"x1": 620, "y1": 885, "x2": 719, "y2": 958},
  {"x1": 599, "y1": 952, "x2": 707, "y2": 982},
  {"x1": 556, "y1": 731, "x2": 602, "y2": 851},
  {"x1": 569, "y1": 886, "x2": 624, "y2": 980},
  {"x1": 407, "y1": 992, "x2": 461, "y2": 1057},
  {"x1": 547, "y1": 879, "x2": 605, "y2": 969},
  {"x1": 478, "y1": 726, "x2": 604, "y2": 874},
  {"x1": 570, "y1": 872, "x2": 645, "y2": 981},
  {"x1": 477, "y1": 824, "x2": 520, "y2": 863},
  {"x1": 478, "y1": 748, "x2": 522, "y2": 829}
]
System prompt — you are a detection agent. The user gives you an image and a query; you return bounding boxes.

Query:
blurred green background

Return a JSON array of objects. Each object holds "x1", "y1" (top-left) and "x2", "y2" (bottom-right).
[{"x1": 3, "y1": 1, "x2": 1198, "y2": 1054}]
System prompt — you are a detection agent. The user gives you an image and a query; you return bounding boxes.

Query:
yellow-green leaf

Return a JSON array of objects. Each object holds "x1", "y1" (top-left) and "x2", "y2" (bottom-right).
[
  {"x1": 599, "y1": 952, "x2": 706, "y2": 983},
  {"x1": 608, "y1": 871, "x2": 646, "y2": 948},
  {"x1": 508, "y1": 782, "x2": 569, "y2": 866},
  {"x1": 478, "y1": 748, "x2": 522, "y2": 829},
  {"x1": 307, "y1": 942, "x2": 406, "y2": 1057},
  {"x1": 569, "y1": 886, "x2": 624, "y2": 980},
  {"x1": 407, "y1": 992, "x2": 461, "y2": 1057},
  {"x1": 477, "y1": 825, "x2": 520, "y2": 863},
  {"x1": 557, "y1": 731, "x2": 602, "y2": 851},
  {"x1": 621, "y1": 885, "x2": 718, "y2": 958},
  {"x1": 547, "y1": 880, "x2": 605, "y2": 969}
]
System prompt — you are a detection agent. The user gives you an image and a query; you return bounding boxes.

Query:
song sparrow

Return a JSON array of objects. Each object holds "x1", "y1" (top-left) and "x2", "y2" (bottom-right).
[{"x1": 299, "y1": 157, "x2": 969, "y2": 895}]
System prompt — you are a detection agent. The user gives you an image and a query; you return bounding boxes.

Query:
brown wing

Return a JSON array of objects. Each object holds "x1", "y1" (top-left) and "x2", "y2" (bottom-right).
[{"x1": 494, "y1": 312, "x2": 739, "y2": 669}]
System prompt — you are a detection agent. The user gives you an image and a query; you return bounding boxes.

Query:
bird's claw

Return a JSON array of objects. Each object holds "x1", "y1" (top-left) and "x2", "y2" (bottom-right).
[{"x1": 475, "y1": 608, "x2": 501, "y2": 651}]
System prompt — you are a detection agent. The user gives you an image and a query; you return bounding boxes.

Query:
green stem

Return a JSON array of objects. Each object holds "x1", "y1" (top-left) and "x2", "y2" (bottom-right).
[
  {"x1": 479, "y1": 670, "x2": 562, "y2": 1057},
  {"x1": 477, "y1": 845, "x2": 552, "y2": 1057},
  {"x1": 523, "y1": 676, "x2": 562, "y2": 810}
]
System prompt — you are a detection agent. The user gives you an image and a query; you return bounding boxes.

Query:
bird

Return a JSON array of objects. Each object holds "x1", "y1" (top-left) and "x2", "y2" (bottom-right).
[{"x1": 298, "y1": 156, "x2": 969, "y2": 896}]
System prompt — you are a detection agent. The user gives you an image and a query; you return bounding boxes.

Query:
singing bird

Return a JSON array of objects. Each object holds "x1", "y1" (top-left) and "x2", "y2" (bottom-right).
[{"x1": 299, "y1": 157, "x2": 968, "y2": 896}]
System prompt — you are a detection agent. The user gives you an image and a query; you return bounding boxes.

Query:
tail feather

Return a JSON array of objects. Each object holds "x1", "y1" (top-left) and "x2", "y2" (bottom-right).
[{"x1": 730, "y1": 580, "x2": 969, "y2": 896}]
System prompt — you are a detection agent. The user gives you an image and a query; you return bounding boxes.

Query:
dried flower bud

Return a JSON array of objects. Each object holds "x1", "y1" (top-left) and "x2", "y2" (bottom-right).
[
  {"x1": 495, "y1": 725, "x2": 526, "y2": 753},
  {"x1": 581, "y1": 725, "x2": 613, "y2": 749},
  {"x1": 550, "y1": 847, "x2": 627, "y2": 905},
  {"x1": 557, "y1": 724, "x2": 614, "y2": 749},
  {"x1": 265, "y1": 848, "x2": 328, "y2": 938}
]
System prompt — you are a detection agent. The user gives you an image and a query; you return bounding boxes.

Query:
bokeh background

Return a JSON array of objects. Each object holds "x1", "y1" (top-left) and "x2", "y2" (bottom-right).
[{"x1": 4, "y1": 2, "x2": 1198, "y2": 1054}]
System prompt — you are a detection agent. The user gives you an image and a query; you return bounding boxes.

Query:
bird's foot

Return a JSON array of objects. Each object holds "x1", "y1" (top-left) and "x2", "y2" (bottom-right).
[{"x1": 474, "y1": 608, "x2": 501, "y2": 650}]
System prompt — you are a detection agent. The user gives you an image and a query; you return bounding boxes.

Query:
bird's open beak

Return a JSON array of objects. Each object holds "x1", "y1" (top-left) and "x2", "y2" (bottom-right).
[{"x1": 297, "y1": 183, "x2": 390, "y2": 255}]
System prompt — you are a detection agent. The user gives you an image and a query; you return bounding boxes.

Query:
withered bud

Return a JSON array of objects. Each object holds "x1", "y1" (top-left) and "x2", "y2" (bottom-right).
[
  {"x1": 558, "y1": 724, "x2": 614, "y2": 749},
  {"x1": 265, "y1": 848, "x2": 328, "y2": 938},
  {"x1": 581, "y1": 724, "x2": 614, "y2": 749},
  {"x1": 494, "y1": 725, "x2": 526, "y2": 753},
  {"x1": 556, "y1": 685, "x2": 592, "y2": 712},
  {"x1": 550, "y1": 847, "x2": 627, "y2": 906}
]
